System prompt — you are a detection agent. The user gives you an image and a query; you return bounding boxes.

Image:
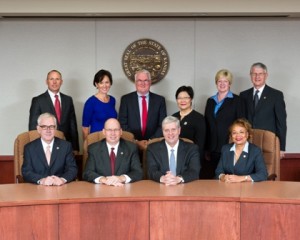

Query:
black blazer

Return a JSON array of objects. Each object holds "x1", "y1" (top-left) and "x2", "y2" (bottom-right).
[
  {"x1": 205, "y1": 94, "x2": 245, "y2": 153},
  {"x1": 22, "y1": 137, "x2": 78, "y2": 183},
  {"x1": 240, "y1": 85, "x2": 287, "y2": 151},
  {"x1": 215, "y1": 143, "x2": 268, "y2": 182},
  {"x1": 29, "y1": 91, "x2": 79, "y2": 151},
  {"x1": 147, "y1": 139, "x2": 200, "y2": 183},
  {"x1": 83, "y1": 138, "x2": 143, "y2": 183},
  {"x1": 118, "y1": 91, "x2": 167, "y2": 140}
]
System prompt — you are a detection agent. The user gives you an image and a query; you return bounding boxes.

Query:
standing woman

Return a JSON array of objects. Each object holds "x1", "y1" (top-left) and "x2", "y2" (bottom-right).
[
  {"x1": 204, "y1": 69, "x2": 245, "y2": 179},
  {"x1": 82, "y1": 69, "x2": 117, "y2": 140},
  {"x1": 173, "y1": 86, "x2": 206, "y2": 159}
]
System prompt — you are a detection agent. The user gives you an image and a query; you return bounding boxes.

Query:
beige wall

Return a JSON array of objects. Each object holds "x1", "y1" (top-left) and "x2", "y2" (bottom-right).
[{"x1": 0, "y1": 17, "x2": 299, "y2": 154}]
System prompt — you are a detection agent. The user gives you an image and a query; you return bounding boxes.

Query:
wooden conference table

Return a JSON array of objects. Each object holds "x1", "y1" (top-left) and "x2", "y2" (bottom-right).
[{"x1": 0, "y1": 180, "x2": 299, "y2": 240}]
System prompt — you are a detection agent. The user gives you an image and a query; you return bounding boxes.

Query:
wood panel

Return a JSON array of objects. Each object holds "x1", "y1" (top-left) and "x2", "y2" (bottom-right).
[
  {"x1": 59, "y1": 201, "x2": 149, "y2": 240},
  {"x1": 241, "y1": 202, "x2": 300, "y2": 240},
  {"x1": 0, "y1": 204, "x2": 58, "y2": 240},
  {"x1": 150, "y1": 201, "x2": 240, "y2": 240},
  {"x1": 280, "y1": 154, "x2": 300, "y2": 181}
]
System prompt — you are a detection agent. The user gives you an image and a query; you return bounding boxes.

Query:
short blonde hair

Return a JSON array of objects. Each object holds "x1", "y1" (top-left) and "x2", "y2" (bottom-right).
[{"x1": 215, "y1": 69, "x2": 233, "y2": 85}]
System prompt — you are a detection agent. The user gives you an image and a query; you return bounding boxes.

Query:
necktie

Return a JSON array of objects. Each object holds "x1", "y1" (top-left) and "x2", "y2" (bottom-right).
[
  {"x1": 45, "y1": 145, "x2": 51, "y2": 165},
  {"x1": 55, "y1": 94, "x2": 61, "y2": 124},
  {"x1": 253, "y1": 90, "x2": 259, "y2": 108},
  {"x1": 141, "y1": 96, "x2": 148, "y2": 137},
  {"x1": 110, "y1": 147, "x2": 116, "y2": 175},
  {"x1": 169, "y1": 149, "x2": 176, "y2": 175}
]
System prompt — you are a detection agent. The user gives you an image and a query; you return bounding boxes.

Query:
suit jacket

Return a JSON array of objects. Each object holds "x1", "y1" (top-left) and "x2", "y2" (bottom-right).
[
  {"x1": 29, "y1": 91, "x2": 79, "y2": 151},
  {"x1": 215, "y1": 143, "x2": 268, "y2": 182},
  {"x1": 83, "y1": 138, "x2": 143, "y2": 183},
  {"x1": 147, "y1": 139, "x2": 200, "y2": 183},
  {"x1": 205, "y1": 94, "x2": 245, "y2": 153},
  {"x1": 240, "y1": 85, "x2": 287, "y2": 151},
  {"x1": 22, "y1": 137, "x2": 78, "y2": 183},
  {"x1": 118, "y1": 91, "x2": 167, "y2": 140}
]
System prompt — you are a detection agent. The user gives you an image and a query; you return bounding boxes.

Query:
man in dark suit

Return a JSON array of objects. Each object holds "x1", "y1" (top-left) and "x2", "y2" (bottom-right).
[
  {"x1": 118, "y1": 69, "x2": 167, "y2": 150},
  {"x1": 29, "y1": 70, "x2": 79, "y2": 153},
  {"x1": 147, "y1": 116, "x2": 200, "y2": 185},
  {"x1": 240, "y1": 62, "x2": 287, "y2": 158},
  {"x1": 83, "y1": 118, "x2": 143, "y2": 186},
  {"x1": 22, "y1": 113, "x2": 78, "y2": 185}
]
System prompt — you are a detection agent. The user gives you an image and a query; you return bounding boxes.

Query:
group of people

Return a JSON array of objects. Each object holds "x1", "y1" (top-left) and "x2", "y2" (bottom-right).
[{"x1": 23, "y1": 62, "x2": 287, "y2": 186}]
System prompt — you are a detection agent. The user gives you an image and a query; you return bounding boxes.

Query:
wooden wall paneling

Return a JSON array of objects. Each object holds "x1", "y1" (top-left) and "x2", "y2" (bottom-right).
[
  {"x1": 150, "y1": 201, "x2": 240, "y2": 240},
  {"x1": 0, "y1": 204, "x2": 59, "y2": 239},
  {"x1": 241, "y1": 202, "x2": 300, "y2": 239},
  {"x1": 59, "y1": 201, "x2": 149, "y2": 240}
]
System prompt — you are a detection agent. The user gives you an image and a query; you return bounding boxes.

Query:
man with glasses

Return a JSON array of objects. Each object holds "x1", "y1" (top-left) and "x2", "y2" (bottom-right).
[
  {"x1": 240, "y1": 62, "x2": 287, "y2": 158},
  {"x1": 118, "y1": 69, "x2": 167, "y2": 150},
  {"x1": 22, "y1": 113, "x2": 78, "y2": 185},
  {"x1": 83, "y1": 118, "x2": 143, "y2": 186}
]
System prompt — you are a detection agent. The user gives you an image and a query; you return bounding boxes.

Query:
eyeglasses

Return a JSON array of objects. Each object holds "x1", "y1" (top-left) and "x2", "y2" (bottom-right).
[
  {"x1": 177, "y1": 97, "x2": 191, "y2": 101},
  {"x1": 105, "y1": 128, "x2": 121, "y2": 133},
  {"x1": 136, "y1": 79, "x2": 150, "y2": 85},
  {"x1": 250, "y1": 73, "x2": 266, "y2": 77},
  {"x1": 39, "y1": 125, "x2": 56, "y2": 130}
]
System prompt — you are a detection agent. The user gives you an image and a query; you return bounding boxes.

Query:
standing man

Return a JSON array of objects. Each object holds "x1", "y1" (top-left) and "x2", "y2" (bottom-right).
[
  {"x1": 147, "y1": 116, "x2": 200, "y2": 185},
  {"x1": 118, "y1": 69, "x2": 167, "y2": 150},
  {"x1": 22, "y1": 113, "x2": 78, "y2": 185},
  {"x1": 83, "y1": 118, "x2": 143, "y2": 186},
  {"x1": 240, "y1": 62, "x2": 287, "y2": 158},
  {"x1": 29, "y1": 70, "x2": 79, "y2": 153}
]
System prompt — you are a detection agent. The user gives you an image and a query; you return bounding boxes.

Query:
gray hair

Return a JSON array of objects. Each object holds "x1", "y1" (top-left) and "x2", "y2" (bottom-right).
[
  {"x1": 162, "y1": 116, "x2": 180, "y2": 129},
  {"x1": 250, "y1": 62, "x2": 268, "y2": 74},
  {"x1": 37, "y1": 112, "x2": 57, "y2": 126},
  {"x1": 134, "y1": 69, "x2": 151, "y2": 81}
]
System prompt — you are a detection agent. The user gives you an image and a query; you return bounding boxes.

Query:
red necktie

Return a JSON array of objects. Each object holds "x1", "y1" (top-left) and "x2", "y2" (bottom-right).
[
  {"x1": 55, "y1": 95, "x2": 61, "y2": 124},
  {"x1": 141, "y1": 96, "x2": 148, "y2": 137},
  {"x1": 110, "y1": 147, "x2": 116, "y2": 175}
]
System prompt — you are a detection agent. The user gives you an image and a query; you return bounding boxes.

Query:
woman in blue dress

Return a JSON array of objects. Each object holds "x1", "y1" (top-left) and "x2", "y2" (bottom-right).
[{"x1": 82, "y1": 69, "x2": 117, "y2": 140}]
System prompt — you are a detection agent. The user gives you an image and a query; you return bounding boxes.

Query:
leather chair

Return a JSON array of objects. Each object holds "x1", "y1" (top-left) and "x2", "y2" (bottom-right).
[
  {"x1": 14, "y1": 129, "x2": 65, "y2": 183},
  {"x1": 82, "y1": 130, "x2": 135, "y2": 171},
  {"x1": 250, "y1": 129, "x2": 280, "y2": 181}
]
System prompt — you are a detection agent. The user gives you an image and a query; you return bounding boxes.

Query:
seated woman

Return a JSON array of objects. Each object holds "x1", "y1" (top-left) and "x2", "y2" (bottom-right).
[{"x1": 215, "y1": 118, "x2": 268, "y2": 182}]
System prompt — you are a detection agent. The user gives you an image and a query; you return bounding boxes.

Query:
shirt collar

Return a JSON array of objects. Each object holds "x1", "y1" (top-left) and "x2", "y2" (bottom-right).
[
  {"x1": 211, "y1": 91, "x2": 233, "y2": 101},
  {"x1": 230, "y1": 141, "x2": 249, "y2": 153}
]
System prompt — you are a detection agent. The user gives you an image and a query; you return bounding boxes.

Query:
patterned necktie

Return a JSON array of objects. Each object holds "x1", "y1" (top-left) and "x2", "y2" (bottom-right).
[
  {"x1": 110, "y1": 147, "x2": 116, "y2": 175},
  {"x1": 45, "y1": 145, "x2": 51, "y2": 165},
  {"x1": 55, "y1": 94, "x2": 61, "y2": 124},
  {"x1": 141, "y1": 96, "x2": 148, "y2": 137},
  {"x1": 169, "y1": 149, "x2": 176, "y2": 175},
  {"x1": 253, "y1": 90, "x2": 259, "y2": 108}
]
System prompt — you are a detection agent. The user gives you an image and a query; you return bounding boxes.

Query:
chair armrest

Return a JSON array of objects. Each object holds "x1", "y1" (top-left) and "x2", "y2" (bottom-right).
[
  {"x1": 267, "y1": 173, "x2": 277, "y2": 181},
  {"x1": 16, "y1": 175, "x2": 24, "y2": 183}
]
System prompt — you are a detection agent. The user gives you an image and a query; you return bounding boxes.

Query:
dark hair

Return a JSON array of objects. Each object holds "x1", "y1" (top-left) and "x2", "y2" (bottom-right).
[
  {"x1": 93, "y1": 69, "x2": 113, "y2": 87},
  {"x1": 175, "y1": 86, "x2": 194, "y2": 99}
]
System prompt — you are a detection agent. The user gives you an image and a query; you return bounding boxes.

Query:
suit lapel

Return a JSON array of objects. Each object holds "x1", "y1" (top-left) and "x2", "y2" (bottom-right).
[
  {"x1": 115, "y1": 141, "x2": 126, "y2": 174},
  {"x1": 49, "y1": 138, "x2": 60, "y2": 167},
  {"x1": 255, "y1": 85, "x2": 269, "y2": 111},
  {"x1": 98, "y1": 140, "x2": 112, "y2": 174},
  {"x1": 133, "y1": 92, "x2": 142, "y2": 129},
  {"x1": 35, "y1": 139, "x2": 49, "y2": 167},
  {"x1": 159, "y1": 141, "x2": 170, "y2": 172},
  {"x1": 176, "y1": 141, "x2": 185, "y2": 175}
]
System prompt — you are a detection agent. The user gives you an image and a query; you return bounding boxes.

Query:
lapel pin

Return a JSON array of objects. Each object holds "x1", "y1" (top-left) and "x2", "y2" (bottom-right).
[
  {"x1": 243, "y1": 155, "x2": 246, "y2": 158},
  {"x1": 56, "y1": 147, "x2": 59, "y2": 150},
  {"x1": 121, "y1": 152, "x2": 124, "y2": 155},
  {"x1": 184, "y1": 122, "x2": 187, "y2": 125}
]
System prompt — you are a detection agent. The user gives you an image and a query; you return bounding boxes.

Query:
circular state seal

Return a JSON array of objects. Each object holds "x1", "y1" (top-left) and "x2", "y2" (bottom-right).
[{"x1": 122, "y1": 38, "x2": 170, "y2": 84}]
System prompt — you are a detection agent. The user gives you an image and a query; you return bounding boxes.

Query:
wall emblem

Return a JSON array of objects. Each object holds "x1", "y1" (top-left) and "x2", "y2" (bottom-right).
[{"x1": 122, "y1": 38, "x2": 170, "y2": 84}]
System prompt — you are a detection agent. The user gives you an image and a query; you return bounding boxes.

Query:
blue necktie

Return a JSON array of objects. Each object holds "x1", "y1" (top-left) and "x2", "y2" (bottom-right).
[{"x1": 169, "y1": 149, "x2": 176, "y2": 175}]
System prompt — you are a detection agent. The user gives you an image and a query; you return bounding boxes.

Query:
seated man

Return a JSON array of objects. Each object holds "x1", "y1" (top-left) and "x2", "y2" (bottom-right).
[
  {"x1": 83, "y1": 118, "x2": 143, "y2": 186},
  {"x1": 22, "y1": 112, "x2": 78, "y2": 186},
  {"x1": 147, "y1": 116, "x2": 200, "y2": 185}
]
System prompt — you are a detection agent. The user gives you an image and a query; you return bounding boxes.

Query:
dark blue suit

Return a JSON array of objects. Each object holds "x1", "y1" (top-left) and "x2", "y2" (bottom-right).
[
  {"x1": 83, "y1": 139, "x2": 143, "y2": 183},
  {"x1": 240, "y1": 85, "x2": 287, "y2": 151},
  {"x1": 29, "y1": 91, "x2": 79, "y2": 151},
  {"x1": 215, "y1": 143, "x2": 268, "y2": 182},
  {"x1": 118, "y1": 91, "x2": 167, "y2": 140},
  {"x1": 22, "y1": 137, "x2": 78, "y2": 184},
  {"x1": 147, "y1": 139, "x2": 200, "y2": 183}
]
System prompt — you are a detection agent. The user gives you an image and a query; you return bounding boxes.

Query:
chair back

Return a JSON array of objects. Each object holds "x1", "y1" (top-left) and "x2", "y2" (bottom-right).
[
  {"x1": 14, "y1": 129, "x2": 65, "y2": 183},
  {"x1": 250, "y1": 129, "x2": 280, "y2": 180},
  {"x1": 82, "y1": 130, "x2": 135, "y2": 170}
]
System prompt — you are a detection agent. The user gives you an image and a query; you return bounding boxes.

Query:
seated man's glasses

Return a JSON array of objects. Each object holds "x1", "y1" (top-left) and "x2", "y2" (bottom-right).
[
  {"x1": 105, "y1": 128, "x2": 121, "y2": 133},
  {"x1": 39, "y1": 125, "x2": 56, "y2": 130}
]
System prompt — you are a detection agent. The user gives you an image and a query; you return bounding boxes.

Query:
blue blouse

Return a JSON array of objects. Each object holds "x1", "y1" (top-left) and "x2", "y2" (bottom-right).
[{"x1": 82, "y1": 95, "x2": 117, "y2": 133}]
